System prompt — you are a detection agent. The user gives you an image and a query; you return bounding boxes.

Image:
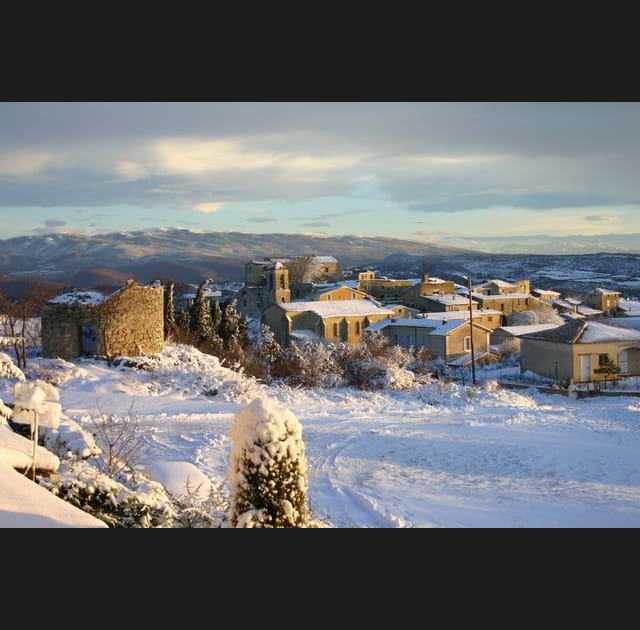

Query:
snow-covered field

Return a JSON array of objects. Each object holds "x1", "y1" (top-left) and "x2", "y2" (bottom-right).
[{"x1": 17, "y1": 345, "x2": 636, "y2": 528}]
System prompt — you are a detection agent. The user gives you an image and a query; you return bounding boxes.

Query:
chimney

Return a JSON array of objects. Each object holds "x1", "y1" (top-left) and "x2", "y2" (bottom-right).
[{"x1": 422, "y1": 270, "x2": 429, "y2": 283}]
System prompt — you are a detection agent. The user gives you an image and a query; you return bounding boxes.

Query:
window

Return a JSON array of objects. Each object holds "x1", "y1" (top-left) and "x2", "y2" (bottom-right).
[
  {"x1": 464, "y1": 336, "x2": 472, "y2": 352},
  {"x1": 333, "y1": 323, "x2": 338, "y2": 337},
  {"x1": 394, "y1": 333, "x2": 399, "y2": 345},
  {"x1": 488, "y1": 316, "x2": 493, "y2": 322},
  {"x1": 352, "y1": 293, "x2": 357, "y2": 299},
  {"x1": 356, "y1": 321, "x2": 361, "y2": 335},
  {"x1": 406, "y1": 335, "x2": 411, "y2": 348},
  {"x1": 599, "y1": 354, "x2": 610, "y2": 366},
  {"x1": 280, "y1": 275, "x2": 285, "y2": 290},
  {"x1": 327, "y1": 295, "x2": 332, "y2": 300}
]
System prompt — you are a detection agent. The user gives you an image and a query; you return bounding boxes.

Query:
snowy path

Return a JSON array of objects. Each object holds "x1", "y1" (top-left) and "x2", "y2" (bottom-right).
[{"x1": 49, "y1": 356, "x2": 640, "y2": 528}]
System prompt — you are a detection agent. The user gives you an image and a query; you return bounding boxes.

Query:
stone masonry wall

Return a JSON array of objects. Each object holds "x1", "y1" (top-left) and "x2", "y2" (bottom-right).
[
  {"x1": 98, "y1": 284, "x2": 164, "y2": 358},
  {"x1": 42, "y1": 304, "x2": 99, "y2": 360}
]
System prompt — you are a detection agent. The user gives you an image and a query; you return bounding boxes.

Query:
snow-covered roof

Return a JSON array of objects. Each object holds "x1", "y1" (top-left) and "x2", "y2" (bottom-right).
[
  {"x1": 552, "y1": 299, "x2": 582, "y2": 310},
  {"x1": 366, "y1": 317, "x2": 487, "y2": 337},
  {"x1": 619, "y1": 298, "x2": 640, "y2": 314},
  {"x1": 521, "y1": 319, "x2": 640, "y2": 344},
  {"x1": 486, "y1": 279, "x2": 518, "y2": 288},
  {"x1": 290, "y1": 329, "x2": 321, "y2": 340},
  {"x1": 422, "y1": 309, "x2": 502, "y2": 320},
  {"x1": 604, "y1": 317, "x2": 640, "y2": 330},
  {"x1": 577, "y1": 305, "x2": 603, "y2": 316},
  {"x1": 279, "y1": 299, "x2": 393, "y2": 318},
  {"x1": 447, "y1": 351, "x2": 493, "y2": 367},
  {"x1": 473, "y1": 292, "x2": 531, "y2": 300},
  {"x1": 316, "y1": 285, "x2": 367, "y2": 297},
  {"x1": 497, "y1": 324, "x2": 560, "y2": 337},
  {"x1": 532, "y1": 289, "x2": 561, "y2": 296},
  {"x1": 48, "y1": 291, "x2": 105, "y2": 306},
  {"x1": 423, "y1": 294, "x2": 477, "y2": 306},
  {"x1": 593, "y1": 287, "x2": 622, "y2": 295}
]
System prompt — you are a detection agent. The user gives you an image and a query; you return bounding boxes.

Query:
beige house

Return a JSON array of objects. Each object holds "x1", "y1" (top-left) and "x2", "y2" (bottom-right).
[
  {"x1": 420, "y1": 294, "x2": 479, "y2": 313},
  {"x1": 587, "y1": 288, "x2": 621, "y2": 316},
  {"x1": 263, "y1": 299, "x2": 393, "y2": 347},
  {"x1": 422, "y1": 309, "x2": 504, "y2": 330},
  {"x1": 366, "y1": 317, "x2": 492, "y2": 363},
  {"x1": 474, "y1": 279, "x2": 531, "y2": 296},
  {"x1": 399, "y1": 272, "x2": 456, "y2": 309},
  {"x1": 357, "y1": 273, "x2": 414, "y2": 303},
  {"x1": 389, "y1": 304, "x2": 421, "y2": 319},
  {"x1": 532, "y1": 288, "x2": 562, "y2": 302},
  {"x1": 520, "y1": 319, "x2": 640, "y2": 383},
  {"x1": 314, "y1": 285, "x2": 370, "y2": 301},
  {"x1": 466, "y1": 291, "x2": 532, "y2": 315},
  {"x1": 491, "y1": 323, "x2": 561, "y2": 352}
]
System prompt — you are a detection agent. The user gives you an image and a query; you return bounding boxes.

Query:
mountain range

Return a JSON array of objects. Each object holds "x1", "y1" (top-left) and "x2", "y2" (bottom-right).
[
  {"x1": 0, "y1": 229, "x2": 466, "y2": 287},
  {"x1": 0, "y1": 228, "x2": 638, "y2": 296}
]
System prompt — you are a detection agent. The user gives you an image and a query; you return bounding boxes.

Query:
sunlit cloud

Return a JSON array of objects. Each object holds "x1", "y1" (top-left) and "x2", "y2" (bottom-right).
[
  {"x1": 192, "y1": 201, "x2": 226, "y2": 213},
  {"x1": 0, "y1": 150, "x2": 53, "y2": 176}
]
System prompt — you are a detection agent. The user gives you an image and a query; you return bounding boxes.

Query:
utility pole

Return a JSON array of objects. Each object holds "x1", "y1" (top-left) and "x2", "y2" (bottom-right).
[{"x1": 467, "y1": 275, "x2": 477, "y2": 386}]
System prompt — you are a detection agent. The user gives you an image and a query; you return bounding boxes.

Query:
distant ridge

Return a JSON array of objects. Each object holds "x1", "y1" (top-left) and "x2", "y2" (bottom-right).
[{"x1": 0, "y1": 228, "x2": 469, "y2": 287}]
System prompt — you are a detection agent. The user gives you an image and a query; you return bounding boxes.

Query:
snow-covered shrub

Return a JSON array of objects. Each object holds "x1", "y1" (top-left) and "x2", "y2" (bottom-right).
[
  {"x1": 0, "y1": 397, "x2": 12, "y2": 421},
  {"x1": 112, "y1": 344, "x2": 263, "y2": 402},
  {"x1": 42, "y1": 416, "x2": 102, "y2": 459},
  {"x1": 0, "y1": 352, "x2": 25, "y2": 382},
  {"x1": 229, "y1": 398, "x2": 310, "y2": 528},
  {"x1": 345, "y1": 358, "x2": 415, "y2": 391},
  {"x1": 170, "y1": 481, "x2": 229, "y2": 528},
  {"x1": 26, "y1": 358, "x2": 84, "y2": 386},
  {"x1": 41, "y1": 458, "x2": 175, "y2": 528}
]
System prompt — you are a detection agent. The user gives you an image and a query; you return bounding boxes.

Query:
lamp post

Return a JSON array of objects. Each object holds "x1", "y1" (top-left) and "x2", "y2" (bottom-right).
[{"x1": 462, "y1": 275, "x2": 477, "y2": 386}]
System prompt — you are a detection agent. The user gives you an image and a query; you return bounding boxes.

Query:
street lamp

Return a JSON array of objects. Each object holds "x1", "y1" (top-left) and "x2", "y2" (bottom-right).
[{"x1": 460, "y1": 274, "x2": 477, "y2": 386}]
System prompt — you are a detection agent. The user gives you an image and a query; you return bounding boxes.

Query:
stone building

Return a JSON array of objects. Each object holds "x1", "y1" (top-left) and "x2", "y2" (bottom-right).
[
  {"x1": 238, "y1": 260, "x2": 291, "y2": 320},
  {"x1": 41, "y1": 281, "x2": 164, "y2": 360},
  {"x1": 586, "y1": 288, "x2": 621, "y2": 316},
  {"x1": 399, "y1": 272, "x2": 456, "y2": 309}
]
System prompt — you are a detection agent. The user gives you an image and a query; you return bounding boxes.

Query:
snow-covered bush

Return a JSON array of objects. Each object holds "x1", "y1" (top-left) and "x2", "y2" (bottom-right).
[
  {"x1": 41, "y1": 458, "x2": 175, "y2": 528},
  {"x1": 345, "y1": 358, "x2": 415, "y2": 391},
  {"x1": 113, "y1": 344, "x2": 263, "y2": 402},
  {"x1": 170, "y1": 481, "x2": 228, "y2": 528},
  {"x1": 42, "y1": 416, "x2": 102, "y2": 460},
  {"x1": 0, "y1": 352, "x2": 25, "y2": 382},
  {"x1": 229, "y1": 398, "x2": 310, "y2": 528},
  {"x1": 26, "y1": 358, "x2": 84, "y2": 386},
  {"x1": 0, "y1": 397, "x2": 12, "y2": 421}
]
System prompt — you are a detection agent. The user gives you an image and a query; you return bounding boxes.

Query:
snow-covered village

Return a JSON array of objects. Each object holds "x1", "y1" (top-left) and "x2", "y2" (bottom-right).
[{"x1": 1, "y1": 102, "x2": 640, "y2": 528}]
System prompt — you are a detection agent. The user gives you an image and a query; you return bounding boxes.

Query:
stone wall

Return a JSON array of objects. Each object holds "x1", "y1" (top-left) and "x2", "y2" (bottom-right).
[
  {"x1": 42, "y1": 304, "x2": 99, "y2": 360},
  {"x1": 42, "y1": 283, "x2": 165, "y2": 360},
  {"x1": 98, "y1": 285, "x2": 164, "y2": 358}
]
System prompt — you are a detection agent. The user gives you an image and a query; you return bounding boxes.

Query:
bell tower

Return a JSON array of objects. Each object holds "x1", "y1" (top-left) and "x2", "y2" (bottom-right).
[{"x1": 269, "y1": 262, "x2": 291, "y2": 307}]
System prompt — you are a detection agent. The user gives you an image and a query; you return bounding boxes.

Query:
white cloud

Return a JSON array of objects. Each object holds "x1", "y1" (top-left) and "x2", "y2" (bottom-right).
[
  {"x1": 192, "y1": 201, "x2": 226, "y2": 213},
  {"x1": 0, "y1": 150, "x2": 52, "y2": 176},
  {"x1": 114, "y1": 160, "x2": 147, "y2": 181}
]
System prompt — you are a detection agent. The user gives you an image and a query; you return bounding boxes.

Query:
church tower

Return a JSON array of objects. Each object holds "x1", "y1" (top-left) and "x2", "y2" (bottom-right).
[{"x1": 267, "y1": 262, "x2": 291, "y2": 308}]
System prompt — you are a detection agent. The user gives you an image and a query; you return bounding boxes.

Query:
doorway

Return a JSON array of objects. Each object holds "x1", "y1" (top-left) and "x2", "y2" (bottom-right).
[
  {"x1": 579, "y1": 355, "x2": 591, "y2": 382},
  {"x1": 80, "y1": 325, "x2": 97, "y2": 355}
]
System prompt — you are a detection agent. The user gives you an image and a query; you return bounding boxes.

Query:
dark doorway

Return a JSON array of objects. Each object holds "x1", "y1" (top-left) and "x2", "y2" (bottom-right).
[{"x1": 80, "y1": 325, "x2": 97, "y2": 355}]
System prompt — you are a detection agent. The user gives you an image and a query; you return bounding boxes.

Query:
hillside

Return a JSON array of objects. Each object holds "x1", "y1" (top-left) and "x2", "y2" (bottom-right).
[{"x1": 0, "y1": 229, "x2": 467, "y2": 286}]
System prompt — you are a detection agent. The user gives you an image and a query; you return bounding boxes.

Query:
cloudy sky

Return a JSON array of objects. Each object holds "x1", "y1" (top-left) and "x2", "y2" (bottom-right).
[{"x1": 1, "y1": 102, "x2": 639, "y2": 249}]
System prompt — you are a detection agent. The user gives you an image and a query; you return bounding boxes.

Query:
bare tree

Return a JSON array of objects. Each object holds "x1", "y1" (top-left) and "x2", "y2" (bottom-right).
[
  {"x1": 91, "y1": 402, "x2": 146, "y2": 478},
  {"x1": 284, "y1": 256, "x2": 324, "y2": 286},
  {"x1": 0, "y1": 282, "x2": 51, "y2": 369}
]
